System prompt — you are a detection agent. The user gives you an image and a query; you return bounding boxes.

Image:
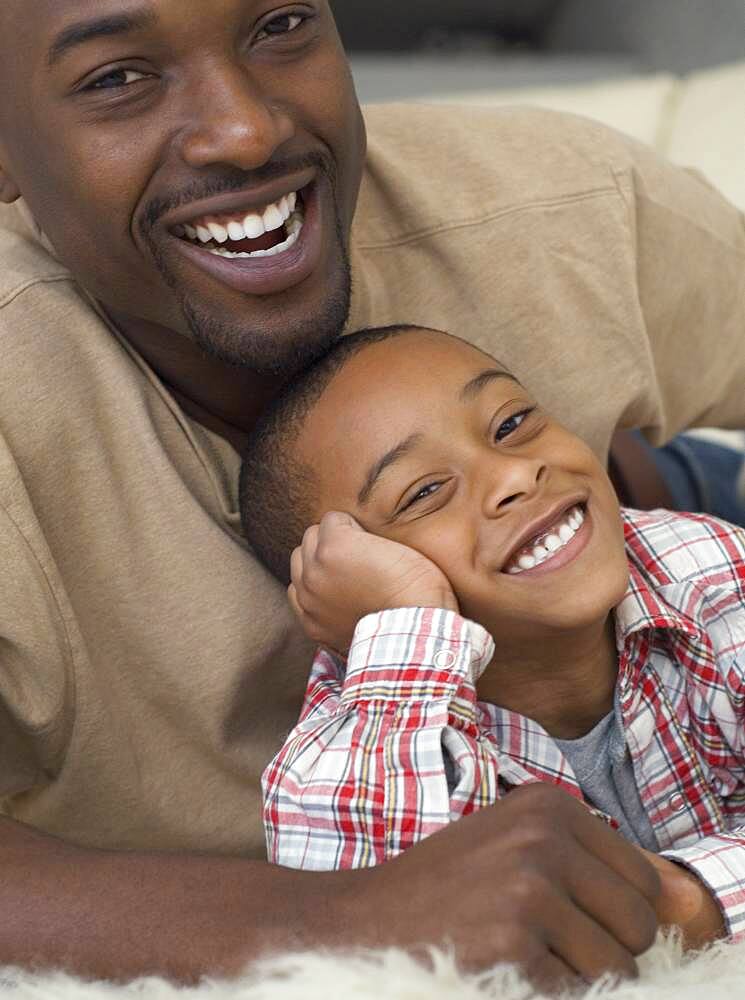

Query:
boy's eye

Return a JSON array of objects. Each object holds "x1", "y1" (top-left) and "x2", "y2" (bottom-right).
[
  {"x1": 402, "y1": 481, "x2": 443, "y2": 511},
  {"x1": 257, "y1": 13, "x2": 306, "y2": 40},
  {"x1": 495, "y1": 408, "x2": 534, "y2": 442}
]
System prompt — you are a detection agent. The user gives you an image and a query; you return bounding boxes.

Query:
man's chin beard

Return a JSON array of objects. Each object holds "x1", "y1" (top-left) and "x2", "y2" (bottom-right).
[
  {"x1": 157, "y1": 229, "x2": 352, "y2": 376},
  {"x1": 179, "y1": 266, "x2": 351, "y2": 376}
]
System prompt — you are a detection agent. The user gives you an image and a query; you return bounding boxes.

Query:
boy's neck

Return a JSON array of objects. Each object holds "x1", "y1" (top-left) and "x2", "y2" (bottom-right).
[{"x1": 476, "y1": 616, "x2": 619, "y2": 740}]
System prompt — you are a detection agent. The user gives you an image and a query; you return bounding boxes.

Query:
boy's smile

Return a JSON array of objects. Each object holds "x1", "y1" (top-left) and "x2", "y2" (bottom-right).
[{"x1": 294, "y1": 329, "x2": 630, "y2": 662}]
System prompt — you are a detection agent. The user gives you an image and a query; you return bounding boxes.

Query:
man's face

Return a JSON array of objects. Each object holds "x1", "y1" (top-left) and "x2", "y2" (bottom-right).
[
  {"x1": 0, "y1": 0, "x2": 365, "y2": 372},
  {"x1": 295, "y1": 331, "x2": 630, "y2": 647}
]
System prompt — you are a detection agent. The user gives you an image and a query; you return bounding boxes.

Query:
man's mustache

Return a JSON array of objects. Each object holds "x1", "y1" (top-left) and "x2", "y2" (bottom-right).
[{"x1": 139, "y1": 152, "x2": 333, "y2": 236}]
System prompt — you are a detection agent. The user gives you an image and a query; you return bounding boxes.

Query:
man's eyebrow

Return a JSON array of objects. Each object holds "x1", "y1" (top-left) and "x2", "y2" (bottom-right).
[
  {"x1": 46, "y1": 8, "x2": 158, "y2": 67},
  {"x1": 458, "y1": 368, "x2": 518, "y2": 403},
  {"x1": 357, "y1": 433, "x2": 424, "y2": 506}
]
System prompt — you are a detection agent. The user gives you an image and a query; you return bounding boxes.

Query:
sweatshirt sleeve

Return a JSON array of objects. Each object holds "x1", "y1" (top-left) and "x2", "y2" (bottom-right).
[
  {"x1": 0, "y1": 492, "x2": 75, "y2": 806},
  {"x1": 262, "y1": 606, "x2": 496, "y2": 871}
]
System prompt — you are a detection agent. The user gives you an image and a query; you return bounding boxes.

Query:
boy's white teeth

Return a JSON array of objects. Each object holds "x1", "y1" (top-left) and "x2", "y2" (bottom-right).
[
  {"x1": 506, "y1": 506, "x2": 585, "y2": 575},
  {"x1": 183, "y1": 191, "x2": 299, "y2": 245}
]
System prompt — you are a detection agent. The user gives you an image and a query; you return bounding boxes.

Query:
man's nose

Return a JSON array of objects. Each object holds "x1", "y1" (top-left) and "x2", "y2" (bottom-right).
[
  {"x1": 177, "y1": 65, "x2": 295, "y2": 171},
  {"x1": 481, "y1": 456, "x2": 548, "y2": 517}
]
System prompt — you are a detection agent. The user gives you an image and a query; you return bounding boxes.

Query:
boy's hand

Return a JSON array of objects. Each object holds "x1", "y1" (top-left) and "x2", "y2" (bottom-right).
[
  {"x1": 289, "y1": 511, "x2": 459, "y2": 653},
  {"x1": 638, "y1": 849, "x2": 726, "y2": 949}
]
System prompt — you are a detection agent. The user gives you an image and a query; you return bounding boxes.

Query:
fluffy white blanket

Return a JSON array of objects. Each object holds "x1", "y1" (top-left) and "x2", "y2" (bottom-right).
[{"x1": 2, "y1": 934, "x2": 745, "y2": 1000}]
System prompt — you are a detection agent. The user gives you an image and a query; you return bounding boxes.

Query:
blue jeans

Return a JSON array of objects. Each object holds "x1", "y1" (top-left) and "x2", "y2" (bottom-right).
[{"x1": 636, "y1": 431, "x2": 745, "y2": 527}]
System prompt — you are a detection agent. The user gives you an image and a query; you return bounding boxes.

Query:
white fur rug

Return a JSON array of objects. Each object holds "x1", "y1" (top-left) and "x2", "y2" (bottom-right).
[{"x1": 2, "y1": 935, "x2": 745, "y2": 1000}]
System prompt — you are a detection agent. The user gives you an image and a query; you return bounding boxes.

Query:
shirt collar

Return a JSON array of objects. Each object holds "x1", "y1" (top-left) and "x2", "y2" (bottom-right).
[{"x1": 614, "y1": 557, "x2": 702, "y2": 646}]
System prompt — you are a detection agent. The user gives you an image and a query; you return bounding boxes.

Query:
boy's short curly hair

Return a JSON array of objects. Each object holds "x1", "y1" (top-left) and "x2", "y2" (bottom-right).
[{"x1": 239, "y1": 324, "x2": 438, "y2": 584}]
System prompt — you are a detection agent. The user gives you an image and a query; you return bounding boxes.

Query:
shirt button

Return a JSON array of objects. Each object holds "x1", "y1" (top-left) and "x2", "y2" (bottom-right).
[
  {"x1": 434, "y1": 649, "x2": 457, "y2": 669},
  {"x1": 668, "y1": 793, "x2": 686, "y2": 813}
]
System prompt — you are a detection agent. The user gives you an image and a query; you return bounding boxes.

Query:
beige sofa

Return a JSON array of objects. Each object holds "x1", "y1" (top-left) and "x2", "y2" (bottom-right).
[{"x1": 432, "y1": 60, "x2": 745, "y2": 212}]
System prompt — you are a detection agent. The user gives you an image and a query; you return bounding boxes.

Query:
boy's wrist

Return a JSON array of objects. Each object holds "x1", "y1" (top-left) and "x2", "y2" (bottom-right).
[
  {"x1": 394, "y1": 593, "x2": 459, "y2": 615},
  {"x1": 377, "y1": 586, "x2": 459, "y2": 617},
  {"x1": 344, "y1": 607, "x2": 495, "y2": 704}
]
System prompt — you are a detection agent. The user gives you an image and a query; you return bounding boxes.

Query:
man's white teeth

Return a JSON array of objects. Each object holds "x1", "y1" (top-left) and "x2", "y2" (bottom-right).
[
  {"x1": 183, "y1": 191, "x2": 299, "y2": 245},
  {"x1": 506, "y1": 506, "x2": 585, "y2": 575},
  {"x1": 206, "y1": 227, "x2": 301, "y2": 259},
  {"x1": 243, "y1": 214, "x2": 265, "y2": 239},
  {"x1": 207, "y1": 221, "x2": 229, "y2": 243},
  {"x1": 263, "y1": 204, "x2": 284, "y2": 231}
]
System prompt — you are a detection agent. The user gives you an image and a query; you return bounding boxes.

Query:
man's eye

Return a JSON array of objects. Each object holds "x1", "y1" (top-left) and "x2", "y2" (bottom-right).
[
  {"x1": 495, "y1": 408, "x2": 534, "y2": 442},
  {"x1": 87, "y1": 68, "x2": 150, "y2": 91},
  {"x1": 256, "y1": 13, "x2": 305, "y2": 41}
]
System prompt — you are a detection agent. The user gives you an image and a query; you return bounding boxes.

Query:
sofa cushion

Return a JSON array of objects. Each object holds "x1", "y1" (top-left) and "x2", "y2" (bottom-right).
[
  {"x1": 667, "y1": 62, "x2": 745, "y2": 210},
  {"x1": 428, "y1": 73, "x2": 678, "y2": 148}
]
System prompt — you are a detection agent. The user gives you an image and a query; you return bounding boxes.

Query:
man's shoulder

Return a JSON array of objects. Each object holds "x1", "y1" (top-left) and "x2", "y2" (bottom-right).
[
  {"x1": 0, "y1": 202, "x2": 71, "y2": 306},
  {"x1": 0, "y1": 203, "x2": 125, "y2": 413},
  {"x1": 362, "y1": 100, "x2": 619, "y2": 153},
  {"x1": 622, "y1": 507, "x2": 745, "y2": 591},
  {"x1": 356, "y1": 103, "x2": 639, "y2": 245}
]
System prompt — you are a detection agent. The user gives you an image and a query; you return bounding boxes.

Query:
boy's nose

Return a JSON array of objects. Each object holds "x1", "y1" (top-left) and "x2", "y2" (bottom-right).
[
  {"x1": 482, "y1": 457, "x2": 548, "y2": 518},
  {"x1": 176, "y1": 65, "x2": 295, "y2": 171}
]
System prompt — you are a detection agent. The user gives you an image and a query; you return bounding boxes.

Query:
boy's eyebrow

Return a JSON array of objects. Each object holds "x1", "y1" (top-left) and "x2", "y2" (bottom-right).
[
  {"x1": 358, "y1": 433, "x2": 424, "y2": 506},
  {"x1": 46, "y1": 7, "x2": 158, "y2": 67},
  {"x1": 458, "y1": 368, "x2": 518, "y2": 402},
  {"x1": 357, "y1": 369, "x2": 518, "y2": 507}
]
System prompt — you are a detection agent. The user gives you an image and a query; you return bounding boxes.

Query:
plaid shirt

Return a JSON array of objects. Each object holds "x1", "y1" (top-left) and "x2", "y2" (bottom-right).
[{"x1": 263, "y1": 509, "x2": 745, "y2": 938}]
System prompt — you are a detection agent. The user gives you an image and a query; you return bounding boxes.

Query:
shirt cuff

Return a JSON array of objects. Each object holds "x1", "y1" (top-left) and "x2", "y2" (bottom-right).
[
  {"x1": 662, "y1": 832, "x2": 745, "y2": 940},
  {"x1": 340, "y1": 607, "x2": 494, "y2": 708}
]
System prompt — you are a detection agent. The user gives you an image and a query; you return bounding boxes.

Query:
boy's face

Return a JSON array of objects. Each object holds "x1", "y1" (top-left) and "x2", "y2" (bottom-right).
[{"x1": 294, "y1": 330, "x2": 629, "y2": 645}]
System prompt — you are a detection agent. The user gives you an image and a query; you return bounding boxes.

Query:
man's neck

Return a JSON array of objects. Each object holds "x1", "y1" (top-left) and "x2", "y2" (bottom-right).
[
  {"x1": 108, "y1": 311, "x2": 285, "y2": 453},
  {"x1": 477, "y1": 616, "x2": 619, "y2": 740}
]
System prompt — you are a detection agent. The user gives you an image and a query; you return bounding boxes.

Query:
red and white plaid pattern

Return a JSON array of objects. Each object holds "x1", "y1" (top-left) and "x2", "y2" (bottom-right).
[{"x1": 262, "y1": 509, "x2": 745, "y2": 938}]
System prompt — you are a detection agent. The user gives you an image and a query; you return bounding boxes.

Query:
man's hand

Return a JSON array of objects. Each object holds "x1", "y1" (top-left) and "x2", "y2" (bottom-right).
[
  {"x1": 345, "y1": 784, "x2": 660, "y2": 991},
  {"x1": 639, "y1": 849, "x2": 726, "y2": 950},
  {"x1": 0, "y1": 788, "x2": 658, "y2": 988},
  {"x1": 288, "y1": 511, "x2": 458, "y2": 653}
]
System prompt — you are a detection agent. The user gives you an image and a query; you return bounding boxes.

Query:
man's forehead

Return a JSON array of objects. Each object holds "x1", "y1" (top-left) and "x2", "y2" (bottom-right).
[
  {"x1": 1, "y1": 0, "x2": 148, "y2": 53},
  {"x1": 2, "y1": 0, "x2": 270, "y2": 55}
]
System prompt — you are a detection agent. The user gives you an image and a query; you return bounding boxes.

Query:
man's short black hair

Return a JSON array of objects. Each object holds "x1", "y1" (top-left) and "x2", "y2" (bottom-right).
[{"x1": 239, "y1": 324, "x2": 440, "y2": 584}]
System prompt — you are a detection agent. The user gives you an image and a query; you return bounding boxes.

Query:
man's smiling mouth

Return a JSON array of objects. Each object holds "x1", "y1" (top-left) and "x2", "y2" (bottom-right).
[
  {"x1": 173, "y1": 189, "x2": 305, "y2": 259},
  {"x1": 159, "y1": 173, "x2": 324, "y2": 297}
]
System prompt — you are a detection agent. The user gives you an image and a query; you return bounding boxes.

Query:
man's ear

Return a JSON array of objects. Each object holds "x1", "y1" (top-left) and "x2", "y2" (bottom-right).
[
  {"x1": 0, "y1": 171, "x2": 21, "y2": 203},
  {"x1": 0, "y1": 150, "x2": 21, "y2": 203}
]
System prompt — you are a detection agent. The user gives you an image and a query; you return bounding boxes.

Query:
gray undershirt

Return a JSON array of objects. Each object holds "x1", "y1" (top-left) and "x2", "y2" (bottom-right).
[
  {"x1": 443, "y1": 695, "x2": 659, "y2": 849},
  {"x1": 553, "y1": 694, "x2": 659, "y2": 851}
]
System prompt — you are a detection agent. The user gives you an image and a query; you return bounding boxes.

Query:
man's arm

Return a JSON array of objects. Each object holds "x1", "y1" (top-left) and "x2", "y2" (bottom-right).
[
  {"x1": 615, "y1": 125, "x2": 745, "y2": 440},
  {"x1": 0, "y1": 815, "x2": 326, "y2": 983},
  {"x1": 0, "y1": 787, "x2": 660, "y2": 989}
]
